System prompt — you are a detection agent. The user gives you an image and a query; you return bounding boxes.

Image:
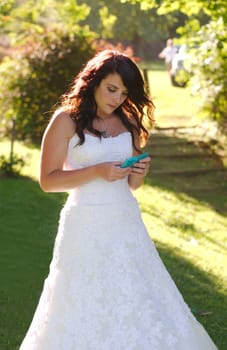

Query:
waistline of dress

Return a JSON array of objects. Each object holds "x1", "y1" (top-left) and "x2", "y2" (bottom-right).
[{"x1": 66, "y1": 182, "x2": 134, "y2": 206}]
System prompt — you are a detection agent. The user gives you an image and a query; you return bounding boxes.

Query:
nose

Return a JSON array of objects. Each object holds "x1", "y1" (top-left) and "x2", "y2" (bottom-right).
[{"x1": 114, "y1": 92, "x2": 123, "y2": 104}]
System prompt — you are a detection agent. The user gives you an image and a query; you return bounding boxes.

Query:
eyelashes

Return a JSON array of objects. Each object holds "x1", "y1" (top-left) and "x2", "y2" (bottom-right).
[
  {"x1": 107, "y1": 87, "x2": 128, "y2": 96},
  {"x1": 107, "y1": 87, "x2": 116, "y2": 93}
]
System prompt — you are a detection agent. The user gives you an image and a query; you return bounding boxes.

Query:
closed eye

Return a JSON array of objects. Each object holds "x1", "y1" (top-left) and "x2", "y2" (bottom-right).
[
  {"x1": 107, "y1": 86, "x2": 117, "y2": 93},
  {"x1": 107, "y1": 85, "x2": 128, "y2": 96}
]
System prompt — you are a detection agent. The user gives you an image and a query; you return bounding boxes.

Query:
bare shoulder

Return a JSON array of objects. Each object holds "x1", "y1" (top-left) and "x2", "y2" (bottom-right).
[{"x1": 44, "y1": 108, "x2": 76, "y2": 140}]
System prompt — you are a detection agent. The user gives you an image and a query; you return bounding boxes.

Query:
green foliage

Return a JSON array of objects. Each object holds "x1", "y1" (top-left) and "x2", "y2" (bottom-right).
[
  {"x1": 0, "y1": 0, "x2": 95, "y2": 142},
  {"x1": 1, "y1": 0, "x2": 91, "y2": 44},
  {"x1": 78, "y1": 0, "x2": 181, "y2": 50},
  {"x1": 0, "y1": 154, "x2": 25, "y2": 177},
  {"x1": 121, "y1": 0, "x2": 159, "y2": 10},
  {"x1": 0, "y1": 26, "x2": 95, "y2": 142},
  {"x1": 98, "y1": 6, "x2": 117, "y2": 39},
  {"x1": 158, "y1": 0, "x2": 204, "y2": 16},
  {"x1": 189, "y1": 18, "x2": 227, "y2": 126},
  {"x1": 50, "y1": 0, "x2": 91, "y2": 34},
  {"x1": 0, "y1": 0, "x2": 14, "y2": 15},
  {"x1": 133, "y1": 0, "x2": 227, "y2": 20},
  {"x1": 173, "y1": 68, "x2": 190, "y2": 88},
  {"x1": 0, "y1": 0, "x2": 14, "y2": 29},
  {"x1": 126, "y1": 0, "x2": 227, "y2": 127}
]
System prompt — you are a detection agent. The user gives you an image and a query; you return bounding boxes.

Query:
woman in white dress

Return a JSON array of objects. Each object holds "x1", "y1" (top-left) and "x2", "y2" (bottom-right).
[{"x1": 19, "y1": 49, "x2": 217, "y2": 349}]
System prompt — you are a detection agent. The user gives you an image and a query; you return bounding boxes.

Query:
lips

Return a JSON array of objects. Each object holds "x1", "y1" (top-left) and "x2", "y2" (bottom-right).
[{"x1": 108, "y1": 104, "x2": 118, "y2": 109}]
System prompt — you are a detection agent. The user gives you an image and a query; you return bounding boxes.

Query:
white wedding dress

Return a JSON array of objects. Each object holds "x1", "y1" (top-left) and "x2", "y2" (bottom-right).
[{"x1": 20, "y1": 132, "x2": 217, "y2": 350}]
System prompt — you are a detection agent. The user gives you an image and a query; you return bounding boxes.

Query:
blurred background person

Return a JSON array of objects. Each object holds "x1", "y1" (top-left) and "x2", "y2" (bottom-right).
[{"x1": 159, "y1": 38, "x2": 178, "y2": 84}]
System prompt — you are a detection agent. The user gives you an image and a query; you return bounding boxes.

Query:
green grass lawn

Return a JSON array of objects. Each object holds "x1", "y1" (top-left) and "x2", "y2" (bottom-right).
[
  {"x1": 0, "y1": 178, "x2": 66, "y2": 349},
  {"x1": 0, "y1": 65, "x2": 226, "y2": 349}
]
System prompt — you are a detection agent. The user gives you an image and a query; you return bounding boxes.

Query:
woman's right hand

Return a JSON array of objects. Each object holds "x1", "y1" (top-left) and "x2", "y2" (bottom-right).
[{"x1": 96, "y1": 162, "x2": 131, "y2": 182}]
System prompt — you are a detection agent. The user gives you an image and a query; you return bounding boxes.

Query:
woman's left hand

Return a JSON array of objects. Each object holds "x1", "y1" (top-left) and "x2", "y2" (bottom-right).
[{"x1": 130, "y1": 156, "x2": 151, "y2": 177}]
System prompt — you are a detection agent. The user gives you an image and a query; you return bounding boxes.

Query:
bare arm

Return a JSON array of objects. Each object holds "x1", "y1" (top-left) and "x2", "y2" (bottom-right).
[
  {"x1": 39, "y1": 111, "x2": 131, "y2": 192},
  {"x1": 158, "y1": 47, "x2": 167, "y2": 59}
]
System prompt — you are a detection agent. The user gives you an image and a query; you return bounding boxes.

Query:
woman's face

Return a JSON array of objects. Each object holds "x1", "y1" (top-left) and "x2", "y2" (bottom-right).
[{"x1": 94, "y1": 73, "x2": 128, "y2": 118}]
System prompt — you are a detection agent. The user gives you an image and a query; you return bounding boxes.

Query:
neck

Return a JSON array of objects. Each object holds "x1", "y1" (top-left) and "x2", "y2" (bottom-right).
[
  {"x1": 94, "y1": 115, "x2": 115, "y2": 138},
  {"x1": 96, "y1": 113, "x2": 115, "y2": 120}
]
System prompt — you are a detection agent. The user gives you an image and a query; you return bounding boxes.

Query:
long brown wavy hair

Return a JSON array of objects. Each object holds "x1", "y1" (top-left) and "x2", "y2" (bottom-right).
[{"x1": 60, "y1": 49, "x2": 155, "y2": 151}]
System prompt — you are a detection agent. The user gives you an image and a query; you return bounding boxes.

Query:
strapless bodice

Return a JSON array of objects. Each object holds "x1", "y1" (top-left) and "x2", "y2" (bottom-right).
[{"x1": 65, "y1": 132, "x2": 134, "y2": 205}]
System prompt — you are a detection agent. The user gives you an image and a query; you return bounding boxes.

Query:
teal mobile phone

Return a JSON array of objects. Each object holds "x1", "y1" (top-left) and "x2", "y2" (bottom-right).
[{"x1": 120, "y1": 152, "x2": 149, "y2": 168}]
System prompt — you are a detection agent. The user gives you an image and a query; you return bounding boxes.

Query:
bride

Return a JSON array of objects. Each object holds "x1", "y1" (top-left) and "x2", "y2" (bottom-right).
[{"x1": 19, "y1": 49, "x2": 217, "y2": 349}]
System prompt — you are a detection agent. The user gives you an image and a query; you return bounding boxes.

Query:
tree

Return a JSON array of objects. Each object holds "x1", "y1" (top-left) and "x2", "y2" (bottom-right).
[
  {"x1": 0, "y1": 0, "x2": 96, "y2": 142},
  {"x1": 0, "y1": 0, "x2": 14, "y2": 25},
  {"x1": 1, "y1": 0, "x2": 91, "y2": 44},
  {"x1": 77, "y1": 0, "x2": 184, "y2": 57},
  {"x1": 189, "y1": 18, "x2": 227, "y2": 125},
  {"x1": 124, "y1": 0, "x2": 227, "y2": 126},
  {"x1": 159, "y1": 0, "x2": 227, "y2": 126}
]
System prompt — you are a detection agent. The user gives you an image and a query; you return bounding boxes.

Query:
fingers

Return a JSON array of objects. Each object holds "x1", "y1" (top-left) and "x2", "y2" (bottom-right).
[
  {"x1": 131, "y1": 157, "x2": 151, "y2": 177},
  {"x1": 113, "y1": 166, "x2": 131, "y2": 180},
  {"x1": 105, "y1": 162, "x2": 131, "y2": 181},
  {"x1": 104, "y1": 158, "x2": 151, "y2": 181}
]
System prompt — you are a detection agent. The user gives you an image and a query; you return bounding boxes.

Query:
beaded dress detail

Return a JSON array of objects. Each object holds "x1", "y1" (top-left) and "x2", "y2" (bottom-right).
[{"x1": 20, "y1": 132, "x2": 217, "y2": 350}]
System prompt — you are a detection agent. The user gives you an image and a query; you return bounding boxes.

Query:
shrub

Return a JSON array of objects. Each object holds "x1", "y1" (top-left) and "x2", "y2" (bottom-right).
[
  {"x1": 189, "y1": 18, "x2": 227, "y2": 128},
  {"x1": 0, "y1": 26, "x2": 95, "y2": 143},
  {"x1": 0, "y1": 154, "x2": 25, "y2": 177}
]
